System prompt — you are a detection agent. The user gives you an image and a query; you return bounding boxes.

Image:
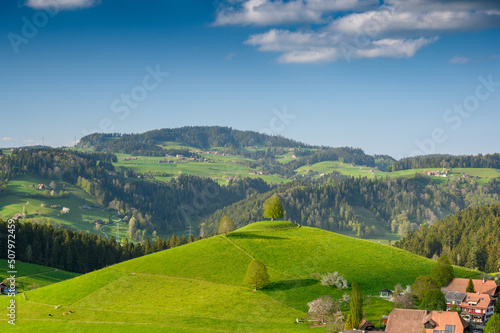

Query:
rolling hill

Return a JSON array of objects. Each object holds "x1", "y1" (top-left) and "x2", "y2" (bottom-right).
[{"x1": 0, "y1": 220, "x2": 481, "y2": 332}]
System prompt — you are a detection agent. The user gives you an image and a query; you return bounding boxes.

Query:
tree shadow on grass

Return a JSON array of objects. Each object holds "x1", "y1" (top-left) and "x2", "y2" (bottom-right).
[
  {"x1": 228, "y1": 233, "x2": 287, "y2": 240},
  {"x1": 263, "y1": 279, "x2": 318, "y2": 291}
]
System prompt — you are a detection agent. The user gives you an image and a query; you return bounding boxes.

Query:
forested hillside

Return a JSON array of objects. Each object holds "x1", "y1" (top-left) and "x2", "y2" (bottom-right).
[
  {"x1": 390, "y1": 153, "x2": 500, "y2": 171},
  {"x1": 395, "y1": 202, "x2": 500, "y2": 272},
  {"x1": 201, "y1": 175, "x2": 500, "y2": 238},
  {"x1": 78, "y1": 126, "x2": 311, "y2": 153},
  {"x1": 0, "y1": 149, "x2": 273, "y2": 236}
]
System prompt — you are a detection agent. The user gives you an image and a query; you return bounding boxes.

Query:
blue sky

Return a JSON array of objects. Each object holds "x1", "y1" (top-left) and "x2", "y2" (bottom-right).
[{"x1": 1, "y1": 0, "x2": 499, "y2": 158}]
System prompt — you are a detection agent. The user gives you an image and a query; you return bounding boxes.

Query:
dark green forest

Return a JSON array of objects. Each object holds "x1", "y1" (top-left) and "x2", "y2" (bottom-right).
[
  {"x1": 0, "y1": 219, "x2": 198, "y2": 273},
  {"x1": 390, "y1": 153, "x2": 500, "y2": 171},
  {"x1": 396, "y1": 202, "x2": 500, "y2": 273}
]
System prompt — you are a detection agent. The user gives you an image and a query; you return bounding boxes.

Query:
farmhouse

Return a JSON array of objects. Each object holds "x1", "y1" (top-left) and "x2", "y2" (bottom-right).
[
  {"x1": 385, "y1": 309, "x2": 469, "y2": 333},
  {"x1": 12, "y1": 213, "x2": 23, "y2": 219},
  {"x1": 425, "y1": 170, "x2": 447, "y2": 177},
  {"x1": 460, "y1": 293, "x2": 495, "y2": 325}
]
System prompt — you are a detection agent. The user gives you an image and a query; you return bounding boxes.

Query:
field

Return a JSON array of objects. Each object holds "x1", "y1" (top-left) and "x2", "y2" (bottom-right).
[
  {"x1": 0, "y1": 260, "x2": 79, "y2": 292},
  {"x1": 0, "y1": 175, "x2": 128, "y2": 241},
  {"x1": 0, "y1": 220, "x2": 481, "y2": 332},
  {"x1": 295, "y1": 162, "x2": 500, "y2": 185},
  {"x1": 113, "y1": 153, "x2": 289, "y2": 185}
]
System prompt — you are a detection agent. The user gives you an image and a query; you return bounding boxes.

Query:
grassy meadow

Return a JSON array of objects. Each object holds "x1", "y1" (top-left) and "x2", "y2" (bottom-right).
[
  {"x1": 0, "y1": 260, "x2": 79, "y2": 292},
  {"x1": 0, "y1": 220, "x2": 482, "y2": 332}
]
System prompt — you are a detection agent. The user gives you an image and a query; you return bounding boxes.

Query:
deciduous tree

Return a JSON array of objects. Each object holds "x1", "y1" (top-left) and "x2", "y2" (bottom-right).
[
  {"x1": 484, "y1": 313, "x2": 500, "y2": 333},
  {"x1": 218, "y1": 216, "x2": 235, "y2": 235},
  {"x1": 307, "y1": 295, "x2": 340, "y2": 324},
  {"x1": 413, "y1": 275, "x2": 438, "y2": 301},
  {"x1": 431, "y1": 257, "x2": 454, "y2": 287},
  {"x1": 263, "y1": 195, "x2": 284, "y2": 221},
  {"x1": 420, "y1": 289, "x2": 446, "y2": 311},
  {"x1": 244, "y1": 259, "x2": 269, "y2": 291}
]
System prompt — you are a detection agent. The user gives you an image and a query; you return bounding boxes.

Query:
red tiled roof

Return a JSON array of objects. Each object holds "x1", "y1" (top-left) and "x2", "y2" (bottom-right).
[
  {"x1": 462, "y1": 293, "x2": 494, "y2": 309},
  {"x1": 386, "y1": 309, "x2": 468, "y2": 333},
  {"x1": 444, "y1": 278, "x2": 497, "y2": 297}
]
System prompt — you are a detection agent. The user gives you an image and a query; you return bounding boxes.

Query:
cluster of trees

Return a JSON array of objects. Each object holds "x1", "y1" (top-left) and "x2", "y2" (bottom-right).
[
  {"x1": 390, "y1": 153, "x2": 500, "y2": 171},
  {"x1": 0, "y1": 220, "x2": 199, "y2": 273},
  {"x1": 396, "y1": 202, "x2": 500, "y2": 272},
  {"x1": 373, "y1": 154, "x2": 396, "y2": 172},
  {"x1": 306, "y1": 280, "x2": 363, "y2": 331},
  {"x1": 202, "y1": 174, "x2": 500, "y2": 237},
  {"x1": 0, "y1": 148, "x2": 116, "y2": 185}
]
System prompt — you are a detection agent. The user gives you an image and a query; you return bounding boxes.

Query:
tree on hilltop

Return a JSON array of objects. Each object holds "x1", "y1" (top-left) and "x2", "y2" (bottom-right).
[
  {"x1": 263, "y1": 195, "x2": 283, "y2": 221},
  {"x1": 218, "y1": 216, "x2": 234, "y2": 235},
  {"x1": 244, "y1": 259, "x2": 269, "y2": 291}
]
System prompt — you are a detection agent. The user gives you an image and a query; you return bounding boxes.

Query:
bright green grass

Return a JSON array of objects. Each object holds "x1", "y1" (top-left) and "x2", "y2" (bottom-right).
[
  {"x1": 0, "y1": 221, "x2": 482, "y2": 332},
  {"x1": 0, "y1": 260, "x2": 79, "y2": 292},
  {"x1": 229, "y1": 222, "x2": 481, "y2": 295},
  {"x1": 451, "y1": 168, "x2": 500, "y2": 185},
  {"x1": 0, "y1": 175, "x2": 127, "y2": 240},
  {"x1": 114, "y1": 153, "x2": 290, "y2": 184}
]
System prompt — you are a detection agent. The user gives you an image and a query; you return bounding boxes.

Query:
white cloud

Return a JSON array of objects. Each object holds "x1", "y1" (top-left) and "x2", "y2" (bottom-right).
[
  {"x1": 1, "y1": 137, "x2": 14, "y2": 141},
  {"x1": 225, "y1": 52, "x2": 237, "y2": 60},
  {"x1": 26, "y1": 0, "x2": 100, "y2": 10},
  {"x1": 215, "y1": 0, "x2": 500, "y2": 63},
  {"x1": 449, "y1": 55, "x2": 470, "y2": 64},
  {"x1": 214, "y1": 0, "x2": 378, "y2": 26}
]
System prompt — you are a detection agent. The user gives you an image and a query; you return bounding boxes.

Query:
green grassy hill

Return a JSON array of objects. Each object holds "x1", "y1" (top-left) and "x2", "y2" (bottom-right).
[
  {"x1": 0, "y1": 260, "x2": 79, "y2": 292},
  {"x1": 0, "y1": 221, "x2": 481, "y2": 332}
]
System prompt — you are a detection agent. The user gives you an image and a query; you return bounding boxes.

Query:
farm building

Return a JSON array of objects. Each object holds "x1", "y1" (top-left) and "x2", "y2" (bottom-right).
[{"x1": 379, "y1": 289, "x2": 393, "y2": 298}]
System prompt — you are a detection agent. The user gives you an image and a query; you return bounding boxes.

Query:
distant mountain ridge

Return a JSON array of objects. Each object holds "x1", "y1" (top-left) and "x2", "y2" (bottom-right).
[{"x1": 78, "y1": 126, "x2": 313, "y2": 153}]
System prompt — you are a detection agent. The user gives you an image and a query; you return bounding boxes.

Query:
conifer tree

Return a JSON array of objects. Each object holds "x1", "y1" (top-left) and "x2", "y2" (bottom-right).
[
  {"x1": 350, "y1": 281, "x2": 363, "y2": 329},
  {"x1": 345, "y1": 314, "x2": 353, "y2": 330},
  {"x1": 466, "y1": 278, "x2": 475, "y2": 293}
]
